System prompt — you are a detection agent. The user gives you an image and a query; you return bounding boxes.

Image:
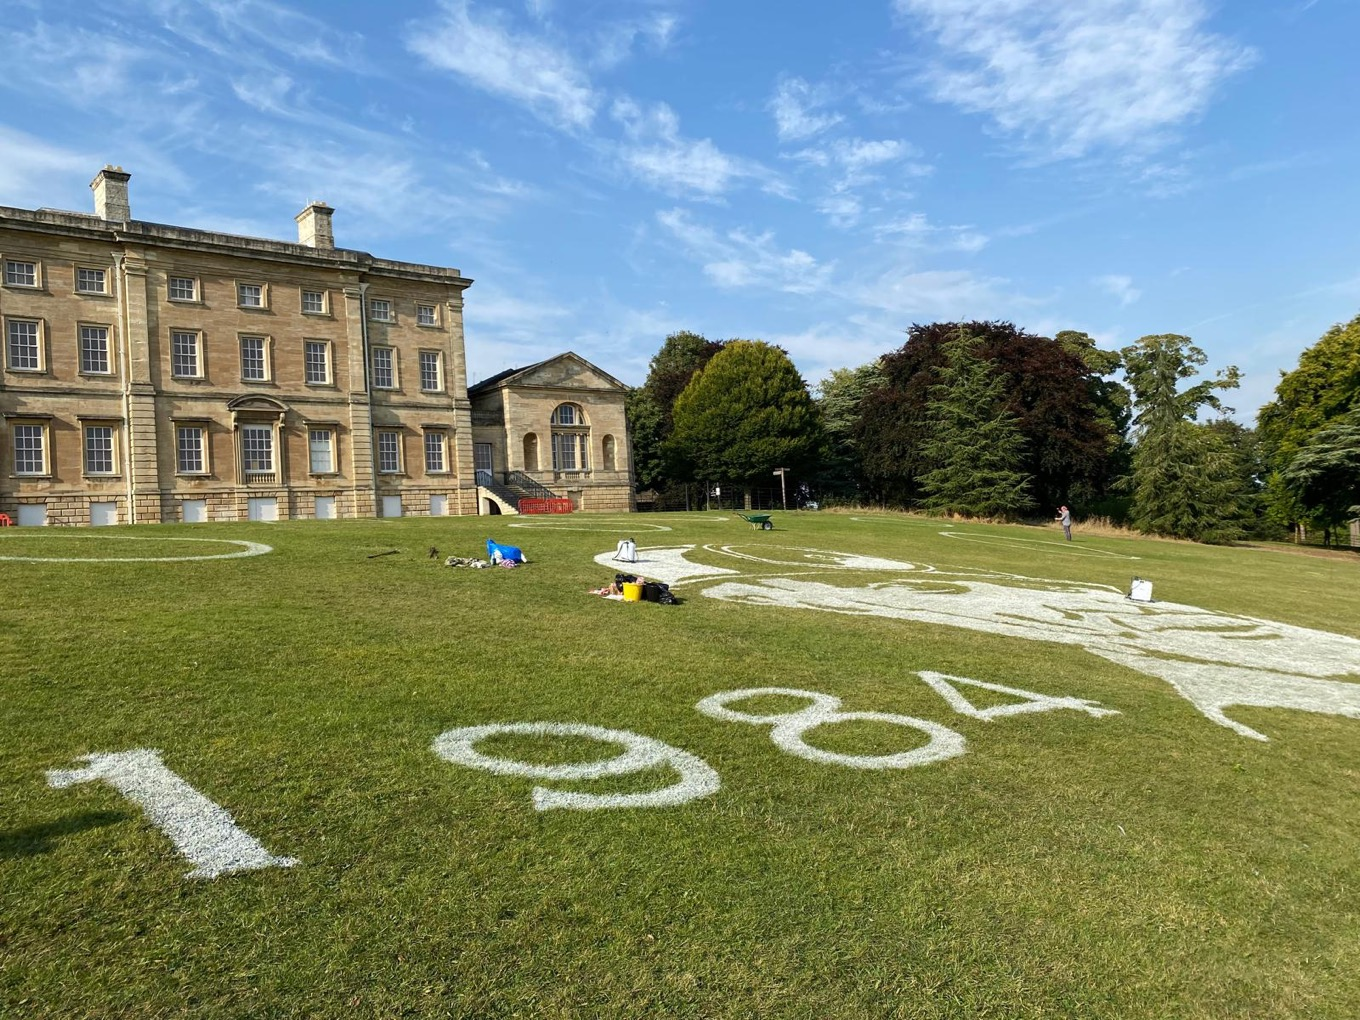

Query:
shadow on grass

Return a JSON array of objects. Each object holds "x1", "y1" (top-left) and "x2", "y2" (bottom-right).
[{"x1": 0, "y1": 811, "x2": 130, "y2": 859}]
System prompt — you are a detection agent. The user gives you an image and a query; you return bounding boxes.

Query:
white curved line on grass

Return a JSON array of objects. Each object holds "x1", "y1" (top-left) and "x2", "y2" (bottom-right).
[
  {"x1": 704, "y1": 544, "x2": 927, "y2": 572},
  {"x1": 0, "y1": 535, "x2": 273, "y2": 563},
  {"x1": 849, "y1": 515, "x2": 954, "y2": 527},
  {"x1": 940, "y1": 531, "x2": 1139, "y2": 560},
  {"x1": 701, "y1": 575, "x2": 1360, "y2": 742},
  {"x1": 695, "y1": 687, "x2": 967, "y2": 770},
  {"x1": 431, "y1": 722, "x2": 720, "y2": 811},
  {"x1": 511, "y1": 520, "x2": 673, "y2": 532}
]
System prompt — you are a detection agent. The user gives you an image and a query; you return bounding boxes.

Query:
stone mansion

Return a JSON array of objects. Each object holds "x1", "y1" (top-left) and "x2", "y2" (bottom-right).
[{"x1": 0, "y1": 167, "x2": 633, "y2": 526}]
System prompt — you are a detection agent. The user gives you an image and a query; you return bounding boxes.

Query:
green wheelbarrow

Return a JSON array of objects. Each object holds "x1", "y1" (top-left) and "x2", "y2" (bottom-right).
[{"x1": 738, "y1": 512, "x2": 774, "y2": 530}]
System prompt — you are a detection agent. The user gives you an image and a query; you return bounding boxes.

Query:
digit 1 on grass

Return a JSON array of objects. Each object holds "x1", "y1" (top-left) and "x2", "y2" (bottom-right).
[{"x1": 46, "y1": 749, "x2": 298, "y2": 880}]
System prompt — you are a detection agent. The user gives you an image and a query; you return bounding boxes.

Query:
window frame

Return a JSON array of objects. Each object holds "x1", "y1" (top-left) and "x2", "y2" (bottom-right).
[
  {"x1": 3, "y1": 259, "x2": 40, "y2": 289},
  {"x1": 304, "y1": 339, "x2": 332, "y2": 386},
  {"x1": 371, "y1": 345, "x2": 396, "y2": 389},
  {"x1": 416, "y1": 303, "x2": 439, "y2": 327},
  {"x1": 82, "y1": 422, "x2": 118, "y2": 477},
  {"x1": 376, "y1": 429, "x2": 403, "y2": 474},
  {"x1": 5, "y1": 317, "x2": 44, "y2": 373},
  {"x1": 78, "y1": 323, "x2": 112, "y2": 376},
  {"x1": 174, "y1": 422, "x2": 210, "y2": 476},
  {"x1": 236, "y1": 281, "x2": 268, "y2": 310},
  {"x1": 11, "y1": 420, "x2": 50, "y2": 477},
  {"x1": 167, "y1": 275, "x2": 199, "y2": 303},
  {"x1": 308, "y1": 427, "x2": 337, "y2": 475},
  {"x1": 418, "y1": 349, "x2": 443, "y2": 393},
  {"x1": 368, "y1": 297, "x2": 393, "y2": 323},
  {"x1": 240, "y1": 423, "x2": 275, "y2": 477},
  {"x1": 301, "y1": 288, "x2": 328, "y2": 316},
  {"x1": 75, "y1": 266, "x2": 109, "y2": 295},
  {"x1": 239, "y1": 334, "x2": 272, "y2": 383},
  {"x1": 170, "y1": 329, "x2": 204, "y2": 380},
  {"x1": 424, "y1": 430, "x2": 448, "y2": 474}
]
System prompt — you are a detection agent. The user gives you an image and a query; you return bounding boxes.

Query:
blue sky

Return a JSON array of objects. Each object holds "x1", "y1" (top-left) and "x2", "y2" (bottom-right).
[{"x1": 3, "y1": 0, "x2": 1358, "y2": 421}]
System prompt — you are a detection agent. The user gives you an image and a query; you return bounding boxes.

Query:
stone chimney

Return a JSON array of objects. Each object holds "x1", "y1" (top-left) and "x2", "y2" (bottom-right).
[
  {"x1": 91, "y1": 166, "x2": 132, "y2": 221},
  {"x1": 295, "y1": 201, "x2": 335, "y2": 249}
]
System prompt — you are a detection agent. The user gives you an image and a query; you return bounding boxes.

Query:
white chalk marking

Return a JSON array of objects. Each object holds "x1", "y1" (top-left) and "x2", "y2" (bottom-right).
[
  {"x1": 46, "y1": 750, "x2": 297, "y2": 879},
  {"x1": 0, "y1": 535, "x2": 272, "y2": 563},
  {"x1": 708, "y1": 544, "x2": 926, "y2": 572},
  {"x1": 695, "y1": 687, "x2": 967, "y2": 770},
  {"x1": 940, "y1": 531, "x2": 1139, "y2": 559},
  {"x1": 592, "y1": 545, "x2": 739, "y2": 586},
  {"x1": 431, "y1": 722, "x2": 720, "y2": 811},
  {"x1": 701, "y1": 574, "x2": 1360, "y2": 742},
  {"x1": 512, "y1": 521, "x2": 673, "y2": 532},
  {"x1": 917, "y1": 672, "x2": 1120, "y2": 721}
]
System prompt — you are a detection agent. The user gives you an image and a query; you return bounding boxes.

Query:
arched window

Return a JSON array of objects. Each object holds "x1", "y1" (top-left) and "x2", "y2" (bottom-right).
[
  {"x1": 602, "y1": 434, "x2": 616, "y2": 471},
  {"x1": 551, "y1": 403, "x2": 589, "y2": 472},
  {"x1": 523, "y1": 432, "x2": 540, "y2": 471}
]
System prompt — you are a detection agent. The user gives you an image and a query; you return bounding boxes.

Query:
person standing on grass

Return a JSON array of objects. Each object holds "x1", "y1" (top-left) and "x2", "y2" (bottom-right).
[
  {"x1": 1049, "y1": 505, "x2": 1071, "y2": 544},
  {"x1": 1056, "y1": 505, "x2": 1072, "y2": 541}
]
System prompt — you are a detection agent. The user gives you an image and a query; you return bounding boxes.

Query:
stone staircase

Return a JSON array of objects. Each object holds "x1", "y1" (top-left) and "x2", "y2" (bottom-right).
[{"x1": 475, "y1": 470, "x2": 568, "y2": 514}]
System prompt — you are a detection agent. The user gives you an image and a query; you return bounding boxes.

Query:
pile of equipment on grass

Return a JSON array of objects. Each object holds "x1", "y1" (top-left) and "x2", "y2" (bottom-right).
[
  {"x1": 443, "y1": 538, "x2": 529, "y2": 570},
  {"x1": 589, "y1": 572, "x2": 679, "y2": 605}
]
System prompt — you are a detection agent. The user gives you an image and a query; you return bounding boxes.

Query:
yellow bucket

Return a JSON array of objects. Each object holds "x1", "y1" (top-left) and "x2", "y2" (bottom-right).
[{"x1": 622, "y1": 582, "x2": 643, "y2": 602}]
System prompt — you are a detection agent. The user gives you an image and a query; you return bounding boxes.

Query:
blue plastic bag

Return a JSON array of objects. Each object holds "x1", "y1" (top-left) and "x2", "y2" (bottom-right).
[{"x1": 486, "y1": 539, "x2": 526, "y2": 563}]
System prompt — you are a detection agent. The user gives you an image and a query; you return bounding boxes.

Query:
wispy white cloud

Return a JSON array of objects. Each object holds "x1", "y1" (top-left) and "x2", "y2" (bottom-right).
[
  {"x1": 0, "y1": 127, "x2": 98, "y2": 210},
  {"x1": 656, "y1": 208, "x2": 830, "y2": 294},
  {"x1": 767, "y1": 323, "x2": 890, "y2": 387},
  {"x1": 791, "y1": 137, "x2": 932, "y2": 227},
  {"x1": 407, "y1": 0, "x2": 598, "y2": 131},
  {"x1": 854, "y1": 266, "x2": 1018, "y2": 320},
  {"x1": 873, "y1": 213, "x2": 988, "y2": 253},
  {"x1": 147, "y1": 0, "x2": 366, "y2": 70},
  {"x1": 895, "y1": 0, "x2": 1255, "y2": 158},
  {"x1": 1095, "y1": 274, "x2": 1142, "y2": 306},
  {"x1": 770, "y1": 76, "x2": 843, "y2": 141},
  {"x1": 590, "y1": 12, "x2": 679, "y2": 70},
  {"x1": 612, "y1": 99, "x2": 771, "y2": 197}
]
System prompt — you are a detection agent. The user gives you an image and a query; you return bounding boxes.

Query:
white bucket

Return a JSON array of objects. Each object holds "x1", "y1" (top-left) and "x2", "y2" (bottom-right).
[{"x1": 1129, "y1": 579, "x2": 1153, "y2": 602}]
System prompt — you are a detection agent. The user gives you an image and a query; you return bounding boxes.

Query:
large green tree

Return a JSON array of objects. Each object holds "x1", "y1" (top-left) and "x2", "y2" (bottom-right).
[
  {"x1": 1279, "y1": 408, "x2": 1360, "y2": 543},
  {"x1": 814, "y1": 360, "x2": 885, "y2": 502},
  {"x1": 1257, "y1": 312, "x2": 1360, "y2": 534},
  {"x1": 667, "y1": 340, "x2": 822, "y2": 494},
  {"x1": 626, "y1": 331, "x2": 726, "y2": 492},
  {"x1": 1120, "y1": 334, "x2": 1247, "y2": 542},
  {"x1": 857, "y1": 321, "x2": 1120, "y2": 509},
  {"x1": 918, "y1": 333, "x2": 1032, "y2": 518}
]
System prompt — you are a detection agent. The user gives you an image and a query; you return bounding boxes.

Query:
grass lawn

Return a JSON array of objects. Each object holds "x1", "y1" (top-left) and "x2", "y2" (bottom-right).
[{"x1": 1, "y1": 511, "x2": 1357, "y2": 1019}]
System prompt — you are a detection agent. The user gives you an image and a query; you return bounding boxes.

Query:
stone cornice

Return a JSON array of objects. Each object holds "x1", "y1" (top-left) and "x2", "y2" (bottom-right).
[{"x1": 0, "y1": 206, "x2": 472, "y2": 289}]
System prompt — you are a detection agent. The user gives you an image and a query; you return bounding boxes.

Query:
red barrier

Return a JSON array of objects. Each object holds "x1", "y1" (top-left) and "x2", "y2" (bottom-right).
[{"x1": 518, "y1": 498, "x2": 573, "y2": 515}]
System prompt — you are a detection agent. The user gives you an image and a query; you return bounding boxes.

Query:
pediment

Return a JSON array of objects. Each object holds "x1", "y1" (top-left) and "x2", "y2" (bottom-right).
[
  {"x1": 227, "y1": 395, "x2": 289, "y2": 413},
  {"x1": 505, "y1": 352, "x2": 627, "y2": 393}
]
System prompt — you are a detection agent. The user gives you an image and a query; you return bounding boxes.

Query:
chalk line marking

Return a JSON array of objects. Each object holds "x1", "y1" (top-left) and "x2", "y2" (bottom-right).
[
  {"x1": 918, "y1": 672, "x2": 1120, "y2": 721},
  {"x1": 432, "y1": 722, "x2": 720, "y2": 811},
  {"x1": 696, "y1": 687, "x2": 966, "y2": 770},
  {"x1": 0, "y1": 535, "x2": 273, "y2": 563},
  {"x1": 46, "y1": 750, "x2": 297, "y2": 879},
  {"x1": 511, "y1": 520, "x2": 674, "y2": 532},
  {"x1": 593, "y1": 542, "x2": 1360, "y2": 740},
  {"x1": 940, "y1": 531, "x2": 1140, "y2": 560},
  {"x1": 593, "y1": 546, "x2": 739, "y2": 585},
  {"x1": 705, "y1": 544, "x2": 927, "y2": 572},
  {"x1": 701, "y1": 575, "x2": 1360, "y2": 742}
]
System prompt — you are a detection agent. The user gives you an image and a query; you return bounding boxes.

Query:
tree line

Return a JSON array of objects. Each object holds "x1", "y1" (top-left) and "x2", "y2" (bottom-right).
[{"x1": 626, "y1": 315, "x2": 1360, "y2": 544}]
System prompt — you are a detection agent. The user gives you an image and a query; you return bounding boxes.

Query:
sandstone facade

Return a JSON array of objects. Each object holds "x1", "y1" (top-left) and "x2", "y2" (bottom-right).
[
  {"x1": 1, "y1": 168, "x2": 633, "y2": 525},
  {"x1": 470, "y1": 354, "x2": 635, "y2": 513}
]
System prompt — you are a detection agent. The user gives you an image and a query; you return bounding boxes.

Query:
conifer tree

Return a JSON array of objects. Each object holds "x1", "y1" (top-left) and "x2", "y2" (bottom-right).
[
  {"x1": 918, "y1": 333, "x2": 1032, "y2": 518},
  {"x1": 1120, "y1": 334, "x2": 1247, "y2": 542},
  {"x1": 668, "y1": 340, "x2": 822, "y2": 494}
]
